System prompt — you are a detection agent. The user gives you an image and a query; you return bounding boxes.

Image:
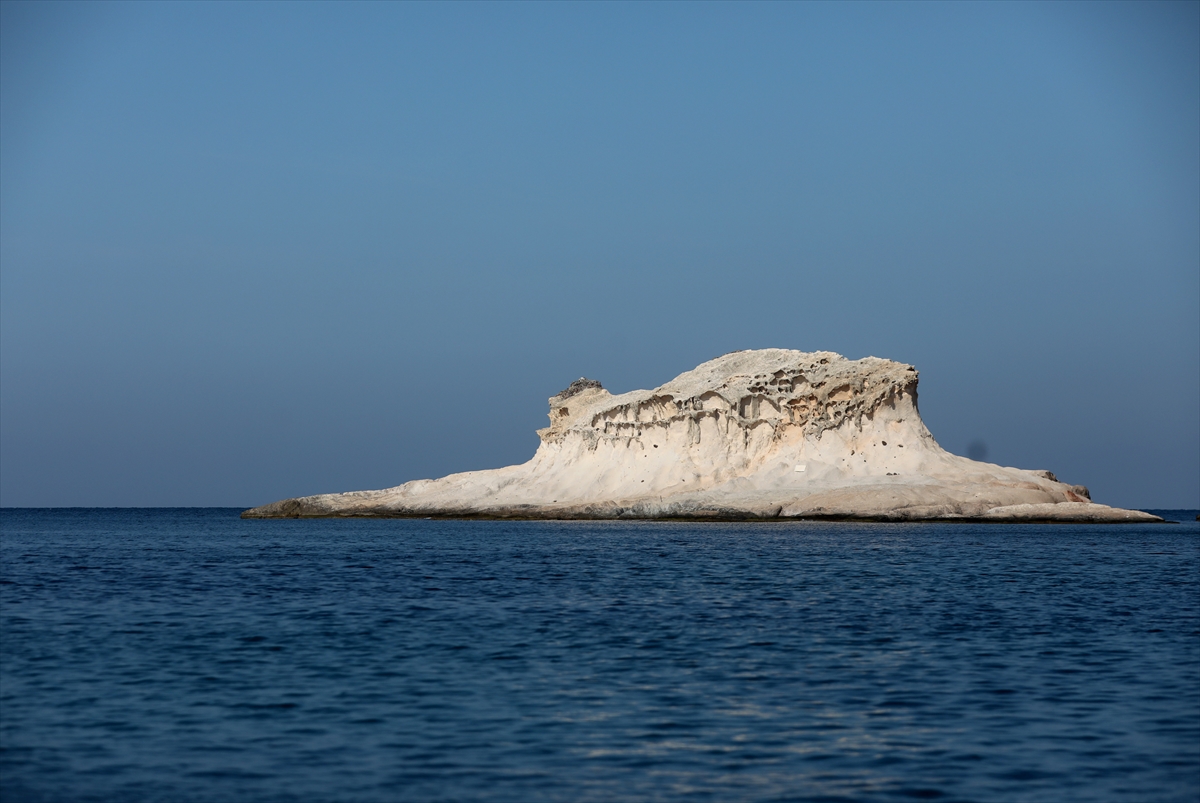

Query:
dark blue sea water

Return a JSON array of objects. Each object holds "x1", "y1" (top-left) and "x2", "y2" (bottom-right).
[{"x1": 1, "y1": 509, "x2": 1197, "y2": 803}]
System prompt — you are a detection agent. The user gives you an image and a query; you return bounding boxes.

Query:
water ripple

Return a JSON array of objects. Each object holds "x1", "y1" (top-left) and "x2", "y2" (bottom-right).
[{"x1": 1, "y1": 509, "x2": 1197, "y2": 802}]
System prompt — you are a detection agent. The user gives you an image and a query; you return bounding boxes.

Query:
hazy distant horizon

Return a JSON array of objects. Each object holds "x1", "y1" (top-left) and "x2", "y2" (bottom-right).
[{"x1": 2, "y1": 1, "x2": 1197, "y2": 509}]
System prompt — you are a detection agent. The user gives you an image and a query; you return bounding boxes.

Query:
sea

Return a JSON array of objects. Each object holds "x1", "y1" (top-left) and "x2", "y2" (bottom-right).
[{"x1": 1, "y1": 509, "x2": 1197, "y2": 803}]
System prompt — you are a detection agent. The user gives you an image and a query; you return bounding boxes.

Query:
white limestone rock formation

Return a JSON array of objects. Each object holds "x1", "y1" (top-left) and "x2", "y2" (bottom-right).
[{"x1": 242, "y1": 349, "x2": 1160, "y2": 522}]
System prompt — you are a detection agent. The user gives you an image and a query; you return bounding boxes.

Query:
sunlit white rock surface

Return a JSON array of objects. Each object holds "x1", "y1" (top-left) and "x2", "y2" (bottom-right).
[{"x1": 243, "y1": 350, "x2": 1160, "y2": 522}]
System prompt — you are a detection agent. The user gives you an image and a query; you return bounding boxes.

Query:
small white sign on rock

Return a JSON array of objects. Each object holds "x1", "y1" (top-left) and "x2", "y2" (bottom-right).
[{"x1": 794, "y1": 464, "x2": 806, "y2": 473}]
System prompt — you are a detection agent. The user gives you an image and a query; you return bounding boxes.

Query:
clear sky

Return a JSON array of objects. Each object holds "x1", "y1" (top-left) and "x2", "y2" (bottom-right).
[{"x1": 2, "y1": 1, "x2": 1197, "y2": 509}]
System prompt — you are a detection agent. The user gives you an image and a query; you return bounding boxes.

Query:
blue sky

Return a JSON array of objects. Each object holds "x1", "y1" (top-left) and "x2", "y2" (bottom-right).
[{"x1": 2, "y1": 1, "x2": 1197, "y2": 508}]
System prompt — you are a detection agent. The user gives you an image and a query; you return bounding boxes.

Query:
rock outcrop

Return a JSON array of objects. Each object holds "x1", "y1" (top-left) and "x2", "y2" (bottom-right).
[{"x1": 242, "y1": 350, "x2": 1160, "y2": 522}]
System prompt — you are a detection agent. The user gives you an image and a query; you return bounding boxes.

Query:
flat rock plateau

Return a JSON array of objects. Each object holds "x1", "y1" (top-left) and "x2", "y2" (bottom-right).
[{"x1": 243, "y1": 350, "x2": 1160, "y2": 522}]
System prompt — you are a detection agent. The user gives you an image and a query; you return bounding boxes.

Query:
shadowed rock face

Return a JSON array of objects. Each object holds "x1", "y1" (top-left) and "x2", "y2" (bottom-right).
[{"x1": 243, "y1": 350, "x2": 1160, "y2": 523}]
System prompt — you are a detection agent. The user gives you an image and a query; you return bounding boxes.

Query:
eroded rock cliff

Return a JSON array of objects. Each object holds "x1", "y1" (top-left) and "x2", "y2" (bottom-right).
[{"x1": 243, "y1": 349, "x2": 1159, "y2": 522}]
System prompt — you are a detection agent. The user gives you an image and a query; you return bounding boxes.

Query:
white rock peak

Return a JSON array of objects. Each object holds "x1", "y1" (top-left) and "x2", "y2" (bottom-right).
[{"x1": 243, "y1": 349, "x2": 1159, "y2": 522}]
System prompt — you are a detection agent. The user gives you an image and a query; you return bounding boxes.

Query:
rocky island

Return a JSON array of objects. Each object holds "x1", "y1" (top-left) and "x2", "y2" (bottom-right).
[{"x1": 243, "y1": 350, "x2": 1160, "y2": 522}]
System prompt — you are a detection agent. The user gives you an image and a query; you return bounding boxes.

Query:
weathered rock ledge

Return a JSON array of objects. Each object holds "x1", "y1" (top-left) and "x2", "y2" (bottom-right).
[{"x1": 242, "y1": 349, "x2": 1161, "y2": 523}]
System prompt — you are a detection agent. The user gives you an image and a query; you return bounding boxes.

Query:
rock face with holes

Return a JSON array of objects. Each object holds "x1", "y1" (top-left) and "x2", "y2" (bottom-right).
[{"x1": 242, "y1": 349, "x2": 1160, "y2": 522}]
